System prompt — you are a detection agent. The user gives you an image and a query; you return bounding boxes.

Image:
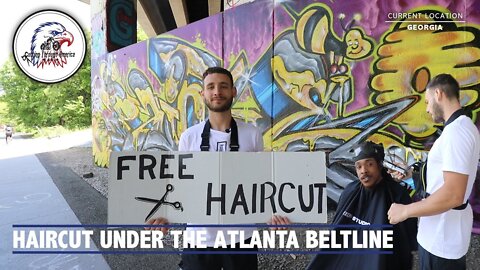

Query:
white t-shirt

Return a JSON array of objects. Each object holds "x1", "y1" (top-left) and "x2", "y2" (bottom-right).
[
  {"x1": 417, "y1": 115, "x2": 480, "y2": 259},
  {"x1": 178, "y1": 119, "x2": 264, "y2": 246}
]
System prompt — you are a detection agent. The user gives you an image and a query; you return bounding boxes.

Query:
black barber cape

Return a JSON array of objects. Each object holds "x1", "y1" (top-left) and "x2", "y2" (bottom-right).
[{"x1": 307, "y1": 171, "x2": 417, "y2": 270}]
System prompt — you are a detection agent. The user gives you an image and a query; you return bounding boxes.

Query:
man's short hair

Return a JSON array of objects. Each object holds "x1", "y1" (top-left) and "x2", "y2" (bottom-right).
[
  {"x1": 202, "y1": 67, "x2": 234, "y2": 87},
  {"x1": 426, "y1": 73, "x2": 460, "y2": 100}
]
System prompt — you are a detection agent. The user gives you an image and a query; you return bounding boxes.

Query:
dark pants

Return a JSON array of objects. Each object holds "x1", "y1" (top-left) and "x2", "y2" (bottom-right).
[
  {"x1": 180, "y1": 238, "x2": 258, "y2": 270},
  {"x1": 418, "y1": 244, "x2": 466, "y2": 270}
]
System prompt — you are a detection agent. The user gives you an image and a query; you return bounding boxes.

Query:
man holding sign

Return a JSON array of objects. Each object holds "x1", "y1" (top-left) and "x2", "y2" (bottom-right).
[{"x1": 147, "y1": 67, "x2": 273, "y2": 270}]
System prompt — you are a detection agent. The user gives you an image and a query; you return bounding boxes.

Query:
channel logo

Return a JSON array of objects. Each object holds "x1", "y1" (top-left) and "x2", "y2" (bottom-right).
[{"x1": 12, "y1": 10, "x2": 86, "y2": 84}]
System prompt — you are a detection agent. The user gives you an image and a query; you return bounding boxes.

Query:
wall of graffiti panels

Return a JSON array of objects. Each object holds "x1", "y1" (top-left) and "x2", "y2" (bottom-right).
[{"x1": 91, "y1": 0, "x2": 480, "y2": 201}]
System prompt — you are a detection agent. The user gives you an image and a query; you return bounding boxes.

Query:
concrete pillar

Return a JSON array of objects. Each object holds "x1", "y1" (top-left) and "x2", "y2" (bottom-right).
[
  {"x1": 137, "y1": 2, "x2": 157, "y2": 37},
  {"x1": 169, "y1": 0, "x2": 189, "y2": 28},
  {"x1": 208, "y1": 0, "x2": 221, "y2": 16}
]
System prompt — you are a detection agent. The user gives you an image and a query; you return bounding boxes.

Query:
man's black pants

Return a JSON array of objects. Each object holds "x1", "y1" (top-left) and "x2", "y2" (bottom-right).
[
  {"x1": 180, "y1": 237, "x2": 258, "y2": 270},
  {"x1": 418, "y1": 244, "x2": 466, "y2": 270}
]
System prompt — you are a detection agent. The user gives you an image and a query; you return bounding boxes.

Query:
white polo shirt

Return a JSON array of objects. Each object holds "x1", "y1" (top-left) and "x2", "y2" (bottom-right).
[{"x1": 417, "y1": 115, "x2": 480, "y2": 259}]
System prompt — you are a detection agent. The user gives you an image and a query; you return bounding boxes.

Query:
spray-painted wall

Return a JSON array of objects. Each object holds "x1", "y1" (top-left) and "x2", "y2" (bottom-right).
[{"x1": 91, "y1": 0, "x2": 480, "y2": 201}]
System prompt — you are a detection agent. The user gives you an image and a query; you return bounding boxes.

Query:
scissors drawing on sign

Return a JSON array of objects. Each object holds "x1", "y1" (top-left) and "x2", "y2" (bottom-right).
[{"x1": 135, "y1": 184, "x2": 184, "y2": 222}]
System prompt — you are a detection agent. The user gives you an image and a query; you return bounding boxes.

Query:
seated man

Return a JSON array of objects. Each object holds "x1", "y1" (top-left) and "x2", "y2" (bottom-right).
[{"x1": 306, "y1": 141, "x2": 418, "y2": 270}]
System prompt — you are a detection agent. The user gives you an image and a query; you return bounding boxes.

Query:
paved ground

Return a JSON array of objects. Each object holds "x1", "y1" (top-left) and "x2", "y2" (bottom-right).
[
  {"x1": 0, "y1": 131, "x2": 180, "y2": 270},
  {"x1": 36, "y1": 151, "x2": 180, "y2": 270},
  {"x1": 1, "y1": 130, "x2": 479, "y2": 269},
  {"x1": 0, "y1": 129, "x2": 92, "y2": 159},
  {"x1": 0, "y1": 152, "x2": 109, "y2": 269}
]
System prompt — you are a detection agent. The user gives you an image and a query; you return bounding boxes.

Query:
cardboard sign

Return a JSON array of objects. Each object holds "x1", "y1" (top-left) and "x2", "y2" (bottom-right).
[{"x1": 108, "y1": 152, "x2": 327, "y2": 224}]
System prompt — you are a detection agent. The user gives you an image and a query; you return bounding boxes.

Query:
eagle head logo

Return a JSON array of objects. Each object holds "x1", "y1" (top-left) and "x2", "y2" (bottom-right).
[{"x1": 30, "y1": 22, "x2": 74, "y2": 65}]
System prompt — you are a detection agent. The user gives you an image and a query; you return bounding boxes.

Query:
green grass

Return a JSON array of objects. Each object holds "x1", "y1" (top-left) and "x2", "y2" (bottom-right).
[{"x1": 32, "y1": 125, "x2": 81, "y2": 138}]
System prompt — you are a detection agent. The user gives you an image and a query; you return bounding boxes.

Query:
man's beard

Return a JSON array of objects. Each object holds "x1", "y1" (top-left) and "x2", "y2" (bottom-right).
[
  {"x1": 204, "y1": 97, "x2": 233, "y2": 112},
  {"x1": 431, "y1": 101, "x2": 444, "y2": 123}
]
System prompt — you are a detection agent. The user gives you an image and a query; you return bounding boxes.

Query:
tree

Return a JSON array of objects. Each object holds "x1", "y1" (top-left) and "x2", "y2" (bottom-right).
[{"x1": 0, "y1": 31, "x2": 92, "y2": 130}]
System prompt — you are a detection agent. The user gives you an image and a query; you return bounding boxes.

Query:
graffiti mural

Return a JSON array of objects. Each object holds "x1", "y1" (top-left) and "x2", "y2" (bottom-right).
[
  {"x1": 106, "y1": 0, "x2": 136, "y2": 52},
  {"x1": 371, "y1": 8, "x2": 480, "y2": 144},
  {"x1": 92, "y1": 0, "x2": 480, "y2": 203}
]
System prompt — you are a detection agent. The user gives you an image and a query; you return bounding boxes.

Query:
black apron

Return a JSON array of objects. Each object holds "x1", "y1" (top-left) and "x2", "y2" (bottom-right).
[
  {"x1": 200, "y1": 118, "x2": 239, "y2": 152},
  {"x1": 307, "y1": 172, "x2": 417, "y2": 270}
]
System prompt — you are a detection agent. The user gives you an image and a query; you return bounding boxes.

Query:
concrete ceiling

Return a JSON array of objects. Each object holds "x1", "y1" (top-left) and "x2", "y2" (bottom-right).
[{"x1": 79, "y1": 0, "x2": 223, "y2": 38}]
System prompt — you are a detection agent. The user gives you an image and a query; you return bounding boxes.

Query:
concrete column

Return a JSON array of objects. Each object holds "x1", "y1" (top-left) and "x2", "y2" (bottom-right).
[
  {"x1": 137, "y1": 2, "x2": 158, "y2": 37},
  {"x1": 91, "y1": 0, "x2": 108, "y2": 58},
  {"x1": 208, "y1": 0, "x2": 221, "y2": 16},
  {"x1": 169, "y1": 0, "x2": 189, "y2": 28}
]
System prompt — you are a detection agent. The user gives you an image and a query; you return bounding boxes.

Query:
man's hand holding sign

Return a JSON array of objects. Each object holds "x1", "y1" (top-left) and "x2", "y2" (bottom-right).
[{"x1": 108, "y1": 67, "x2": 326, "y2": 270}]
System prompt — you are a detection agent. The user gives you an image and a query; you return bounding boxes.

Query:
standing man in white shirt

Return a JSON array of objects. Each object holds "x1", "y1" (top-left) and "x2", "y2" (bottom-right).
[
  {"x1": 147, "y1": 67, "x2": 275, "y2": 270},
  {"x1": 388, "y1": 74, "x2": 480, "y2": 270}
]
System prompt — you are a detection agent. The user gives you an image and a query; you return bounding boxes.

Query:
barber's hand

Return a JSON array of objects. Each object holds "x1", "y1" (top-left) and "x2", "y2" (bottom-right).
[
  {"x1": 387, "y1": 203, "x2": 408, "y2": 224},
  {"x1": 145, "y1": 217, "x2": 169, "y2": 234},
  {"x1": 388, "y1": 162, "x2": 412, "y2": 182},
  {"x1": 267, "y1": 215, "x2": 291, "y2": 230}
]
